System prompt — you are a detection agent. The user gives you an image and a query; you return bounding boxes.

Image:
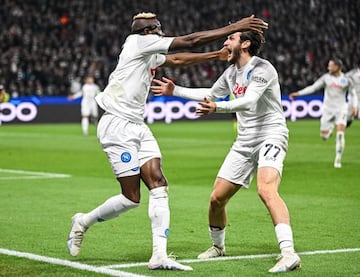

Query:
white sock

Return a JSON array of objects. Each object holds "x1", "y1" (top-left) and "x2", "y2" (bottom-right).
[
  {"x1": 82, "y1": 194, "x2": 139, "y2": 227},
  {"x1": 81, "y1": 117, "x2": 89, "y2": 135},
  {"x1": 275, "y1": 223, "x2": 295, "y2": 254},
  {"x1": 148, "y1": 187, "x2": 170, "y2": 260},
  {"x1": 335, "y1": 131, "x2": 345, "y2": 159},
  {"x1": 209, "y1": 226, "x2": 225, "y2": 249}
]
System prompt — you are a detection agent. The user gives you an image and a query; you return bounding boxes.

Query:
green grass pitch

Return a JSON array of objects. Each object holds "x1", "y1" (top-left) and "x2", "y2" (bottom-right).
[{"x1": 0, "y1": 120, "x2": 359, "y2": 276}]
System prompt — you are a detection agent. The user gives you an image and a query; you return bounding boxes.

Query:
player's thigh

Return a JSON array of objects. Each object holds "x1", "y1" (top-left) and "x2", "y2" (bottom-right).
[
  {"x1": 97, "y1": 114, "x2": 141, "y2": 176},
  {"x1": 257, "y1": 137, "x2": 287, "y2": 177},
  {"x1": 138, "y1": 126, "x2": 162, "y2": 168},
  {"x1": 334, "y1": 109, "x2": 347, "y2": 126},
  {"x1": 211, "y1": 177, "x2": 241, "y2": 203},
  {"x1": 217, "y1": 148, "x2": 255, "y2": 189},
  {"x1": 320, "y1": 110, "x2": 335, "y2": 131},
  {"x1": 81, "y1": 103, "x2": 90, "y2": 117}
]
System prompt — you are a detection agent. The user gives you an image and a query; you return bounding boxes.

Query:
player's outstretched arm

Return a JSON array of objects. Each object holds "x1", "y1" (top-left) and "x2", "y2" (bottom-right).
[
  {"x1": 289, "y1": 92, "x2": 299, "y2": 100},
  {"x1": 151, "y1": 77, "x2": 176, "y2": 96},
  {"x1": 164, "y1": 47, "x2": 228, "y2": 67},
  {"x1": 170, "y1": 15, "x2": 268, "y2": 50}
]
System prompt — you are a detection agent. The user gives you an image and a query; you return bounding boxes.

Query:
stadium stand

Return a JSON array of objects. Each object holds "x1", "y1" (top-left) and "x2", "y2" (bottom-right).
[{"x1": 0, "y1": 0, "x2": 359, "y2": 97}]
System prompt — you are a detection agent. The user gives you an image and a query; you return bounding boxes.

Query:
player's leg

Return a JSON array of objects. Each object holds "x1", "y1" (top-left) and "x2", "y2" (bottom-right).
[
  {"x1": 320, "y1": 112, "x2": 334, "y2": 140},
  {"x1": 81, "y1": 104, "x2": 90, "y2": 136},
  {"x1": 139, "y1": 127, "x2": 192, "y2": 270},
  {"x1": 197, "y1": 177, "x2": 240, "y2": 259},
  {"x1": 67, "y1": 174, "x2": 140, "y2": 256},
  {"x1": 198, "y1": 147, "x2": 249, "y2": 259},
  {"x1": 334, "y1": 123, "x2": 346, "y2": 168},
  {"x1": 67, "y1": 114, "x2": 141, "y2": 256},
  {"x1": 256, "y1": 140, "x2": 300, "y2": 272}
]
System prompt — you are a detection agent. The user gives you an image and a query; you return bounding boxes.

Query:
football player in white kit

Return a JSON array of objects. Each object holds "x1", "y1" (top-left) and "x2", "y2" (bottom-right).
[
  {"x1": 68, "y1": 76, "x2": 100, "y2": 136},
  {"x1": 289, "y1": 59, "x2": 358, "y2": 168},
  {"x1": 67, "y1": 12, "x2": 268, "y2": 271},
  {"x1": 345, "y1": 61, "x2": 360, "y2": 127},
  {"x1": 151, "y1": 31, "x2": 301, "y2": 273}
]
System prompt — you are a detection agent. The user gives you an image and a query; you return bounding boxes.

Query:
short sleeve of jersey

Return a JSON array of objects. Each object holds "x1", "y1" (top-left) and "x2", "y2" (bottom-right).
[{"x1": 137, "y1": 35, "x2": 174, "y2": 56}]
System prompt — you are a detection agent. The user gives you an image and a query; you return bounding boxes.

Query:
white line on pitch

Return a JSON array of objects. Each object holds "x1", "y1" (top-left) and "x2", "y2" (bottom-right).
[
  {"x1": 0, "y1": 248, "x2": 147, "y2": 277},
  {"x1": 102, "y1": 247, "x2": 360, "y2": 269},
  {"x1": 0, "y1": 168, "x2": 71, "y2": 180}
]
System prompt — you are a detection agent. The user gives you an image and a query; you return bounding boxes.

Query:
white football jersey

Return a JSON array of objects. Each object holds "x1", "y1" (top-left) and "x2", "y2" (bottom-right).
[
  {"x1": 96, "y1": 34, "x2": 174, "y2": 123},
  {"x1": 174, "y1": 56, "x2": 288, "y2": 139},
  {"x1": 345, "y1": 67, "x2": 360, "y2": 93},
  {"x1": 81, "y1": 83, "x2": 100, "y2": 105},
  {"x1": 298, "y1": 72, "x2": 354, "y2": 111}
]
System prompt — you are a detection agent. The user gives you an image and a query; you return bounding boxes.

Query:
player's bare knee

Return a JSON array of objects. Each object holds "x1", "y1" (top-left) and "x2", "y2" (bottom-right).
[
  {"x1": 209, "y1": 193, "x2": 226, "y2": 209},
  {"x1": 257, "y1": 185, "x2": 278, "y2": 203}
]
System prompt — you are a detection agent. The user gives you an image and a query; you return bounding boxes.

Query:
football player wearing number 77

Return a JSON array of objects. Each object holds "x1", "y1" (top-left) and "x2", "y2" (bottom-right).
[{"x1": 151, "y1": 30, "x2": 301, "y2": 273}]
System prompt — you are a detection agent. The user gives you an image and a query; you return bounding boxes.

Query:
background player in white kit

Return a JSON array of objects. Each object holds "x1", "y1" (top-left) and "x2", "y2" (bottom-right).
[
  {"x1": 151, "y1": 30, "x2": 301, "y2": 273},
  {"x1": 67, "y1": 12, "x2": 268, "y2": 271},
  {"x1": 68, "y1": 76, "x2": 100, "y2": 136},
  {"x1": 345, "y1": 61, "x2": 360, "y2": 127},
  {"x1": 289, "y1": 59, "x2": 358, "y2": 168}
]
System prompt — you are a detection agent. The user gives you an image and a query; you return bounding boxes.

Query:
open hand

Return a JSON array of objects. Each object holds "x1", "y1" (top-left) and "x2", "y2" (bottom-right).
[
  {"x1": 196, "y1": 97, "x2": 217, "y2": 116},
  {"x1": 151, "y1": 77, "x2": 175, "y2": 96}
]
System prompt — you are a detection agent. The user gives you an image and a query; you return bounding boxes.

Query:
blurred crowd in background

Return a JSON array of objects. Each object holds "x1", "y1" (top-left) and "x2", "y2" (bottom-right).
[{"x1": 0, "y1": 0, "x2": 359, "y2": 98}]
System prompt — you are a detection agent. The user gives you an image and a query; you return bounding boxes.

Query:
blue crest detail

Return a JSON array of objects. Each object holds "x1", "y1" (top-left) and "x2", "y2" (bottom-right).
[
  {"x1": 246, "y1": 69, "x2": 253, "y2": 80},
  {"x1": 131, "y1": 167, "x2": 139, "y2": 172},
  {"x1": 164, "y1": 228, "x2": 169, "y2": 237},
  {"x1": 121, "y1": 152, "x2": 132, "y2": 163}
]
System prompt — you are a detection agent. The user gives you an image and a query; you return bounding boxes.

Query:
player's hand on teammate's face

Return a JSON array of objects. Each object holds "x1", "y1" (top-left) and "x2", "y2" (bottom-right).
[
  {"x1": 218, "y1": 47, "x2": 229, "y2": 61},
  {"x1": 196, "y1": 97, "x2": 217, "y2": 116},
  {"x1": 151, "y1": 77, "x2": 175, "y2": 96}
]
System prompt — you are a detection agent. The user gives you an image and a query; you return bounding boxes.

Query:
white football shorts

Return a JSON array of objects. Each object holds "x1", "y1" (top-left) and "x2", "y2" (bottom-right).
[
  {"x1": 97, "y1": 113, "x2": 161, "y2": 177},
  {"x1": 81, "y1": 100, "x2": 98, "y2": 117},
  {"x1": 217, "y1": 135, "x2": 288, "y2": 188},
  {"x1": 320, "y1": 105, "x2": 347, "y2": 131}
]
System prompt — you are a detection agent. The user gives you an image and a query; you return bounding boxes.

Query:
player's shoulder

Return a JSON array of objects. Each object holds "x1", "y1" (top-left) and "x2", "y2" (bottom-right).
[{"x1": 251, "y1": 56, "x2": 277, "y2": 78}]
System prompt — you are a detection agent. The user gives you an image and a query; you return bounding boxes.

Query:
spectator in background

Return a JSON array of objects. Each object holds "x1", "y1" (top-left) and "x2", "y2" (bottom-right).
[
  {"x1": 0, "y1": 0, "x2": 359, "y2": 97},
  {"x1": 289, "y1": 59, "x2": 358, "y2": 168},
  {"x1": 68, "y1": 76, "x2": 100, "y2": 136},
  {"x1": 0, "y1": 85, "x2": 10, "y2": 103}
]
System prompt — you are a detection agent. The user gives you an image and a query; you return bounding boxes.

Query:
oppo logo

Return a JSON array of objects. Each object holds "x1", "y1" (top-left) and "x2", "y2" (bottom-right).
[
  {"x1": 282, "y1": 99, "x2": 323, "y2": 121},
  {"x1": 145, "y1": 100, "x2": 198, "y2": 123},
  {"x1": 0, "y1": 102, "x2": 38, "y2": 123},
  {"x1": 144, "y1": 99, "x2": 323, "y2": 123}
]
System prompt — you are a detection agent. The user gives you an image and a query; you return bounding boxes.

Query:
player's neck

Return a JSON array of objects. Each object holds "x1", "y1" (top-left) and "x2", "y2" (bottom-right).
[{"x1": 237, "y1": 54, "x2": 252, "y2": 68}]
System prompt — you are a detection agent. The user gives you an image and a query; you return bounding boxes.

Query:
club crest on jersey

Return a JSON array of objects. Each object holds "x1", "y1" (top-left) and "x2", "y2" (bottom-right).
[
  {"x1": 232, "y1": 82, "x2": 247, "y2": 96},
  {"x1": 121, "y1": 152, "x2": 132, "y2": 163}
]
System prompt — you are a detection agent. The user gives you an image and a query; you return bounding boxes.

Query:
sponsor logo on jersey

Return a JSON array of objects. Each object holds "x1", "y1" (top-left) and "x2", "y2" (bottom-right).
[
  {"x1": 329, "y1": 82, "x2": 345, "y2": 89},
  {"x1": 232, "y1": 82, "x2": 247, "y2": 96},
  {"x1": 252, "y1": 75, "x2": 268, "y2": 84},
  {"x1": 150, "y1": 68, "x2": 156, "y2": 76},
  {"x1": 121, "y1": 152, "x2": 132, "y2": 163}
]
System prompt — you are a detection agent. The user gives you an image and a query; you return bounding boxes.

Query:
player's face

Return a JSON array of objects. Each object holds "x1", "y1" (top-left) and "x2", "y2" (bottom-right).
[
  {"x1": 223, "y1": 32, "x2": 241, "y2": 64},
  {"x1": 146, "y1": 19, "x2": 164, "y2": 36},
  {"x1": 328, "y1": 60, "x2": 340, "y2": 74}
]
